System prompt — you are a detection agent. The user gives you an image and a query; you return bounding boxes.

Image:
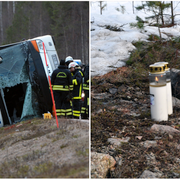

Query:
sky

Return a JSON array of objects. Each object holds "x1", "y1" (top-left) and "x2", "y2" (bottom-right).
[{"x1": 90, "y1": 1, "x2": 180, "y2": 76}]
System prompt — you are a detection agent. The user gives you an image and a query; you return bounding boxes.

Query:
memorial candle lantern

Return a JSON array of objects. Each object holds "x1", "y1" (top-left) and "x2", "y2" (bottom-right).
[
  {"x1": 149, "y1": 64, "x2": 168, "y2": 121},
  {"x1": 154, "y1": 62, "x2": 172, "y2": 115}
]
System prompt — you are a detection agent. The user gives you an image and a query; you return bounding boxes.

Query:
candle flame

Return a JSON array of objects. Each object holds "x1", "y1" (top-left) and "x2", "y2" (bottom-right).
[{"x1": 155, "y1": 77, "x2": 159, "y2": 81}]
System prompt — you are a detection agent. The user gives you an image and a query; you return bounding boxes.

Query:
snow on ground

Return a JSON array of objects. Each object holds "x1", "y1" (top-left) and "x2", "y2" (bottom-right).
[{"x1": 91, "y1": 1, "x2": 180, "y2": 76}]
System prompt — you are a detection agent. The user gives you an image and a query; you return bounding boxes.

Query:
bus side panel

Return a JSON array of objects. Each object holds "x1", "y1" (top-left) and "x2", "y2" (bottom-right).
[
  {"x1": 28, "y1": 41, "x2": 52, "y2": 114},
  {"x1": 46, "y1": 51, "x2": 59, "y2": 71}
]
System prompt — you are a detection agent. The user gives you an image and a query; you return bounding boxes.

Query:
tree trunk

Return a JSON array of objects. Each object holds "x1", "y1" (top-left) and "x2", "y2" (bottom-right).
[
  {"x1": 132, "y1": 1, "x2": 134, "y2": 14},
  {"x1": 28, "y1": 16, "x2": 31, "y2": 38},
  {"x1": 80, "y1": 7, "x2": 84, "y2": 63},
  {"x1": 100, "y1": 1, "x2": 102, "y2": 15},
  {"x1": 7, "y1": 1, "x2": 9, "y2": 22},
  {"x1": 171, "y1": 1, "x2": 174, "y2": 25},
  {"x1": 157, "y1": 16, "x2": 162, "y2": 41},
  {"x1": 63, "y1": 24, "x2": 68, "y2": 56},
  {"x1": 155, "y1": 11, "x2": 162, "y2": 41},
  {"x1": 160, "y1": 2, "x2": 164, "y2": 25},
  {"x1": 40, "y1": 3, "x2": 43, "y2": 35},
  {"x1": 13, "y1": 1, "x2": 15, "y2": 14},
  {"x1": 0, "y1": 1, "x2": 3, "y2": 43}
]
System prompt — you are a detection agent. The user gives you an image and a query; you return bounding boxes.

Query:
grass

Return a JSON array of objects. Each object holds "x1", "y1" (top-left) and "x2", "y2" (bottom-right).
[
  {"x1": 60, "y1": 144, "x2": 68, "y2": 149},
  {"x1": 72, "y1": 134, "x2": 79, "y2": 138},
  {"x1": 0, "y1": 116, "x2": 89, "y2": 178},
  {"x1": 76, "y1": 148, "x2": 89, "y2": 157}
]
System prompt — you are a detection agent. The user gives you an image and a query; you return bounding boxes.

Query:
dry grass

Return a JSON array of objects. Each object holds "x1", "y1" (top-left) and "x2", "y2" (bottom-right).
[{"x1": 0, "y1": 118, "x2": 89, "y2": 178}]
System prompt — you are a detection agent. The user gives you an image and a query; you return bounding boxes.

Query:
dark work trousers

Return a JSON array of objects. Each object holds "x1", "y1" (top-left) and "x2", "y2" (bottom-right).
[
  {"x1": 53, "y1": 91, "x2": 72, "y2": 117},
  {"x1": 72, "y1": 99, "x2": 81, "y2": 118}
]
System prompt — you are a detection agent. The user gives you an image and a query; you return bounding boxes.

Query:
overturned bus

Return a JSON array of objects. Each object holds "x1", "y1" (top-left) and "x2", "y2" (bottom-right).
[{"x1": 0, "y1": 35, "x2": 59, "y2": 126}]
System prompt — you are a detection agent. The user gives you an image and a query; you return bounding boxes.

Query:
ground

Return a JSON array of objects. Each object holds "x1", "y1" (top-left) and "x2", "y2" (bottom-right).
[
  {"x1": 91, "y1": 66, "x2": 180, "y2": 178},
  {"x1": 0, "y1": 117, "x2": 89, "y2": 178}
]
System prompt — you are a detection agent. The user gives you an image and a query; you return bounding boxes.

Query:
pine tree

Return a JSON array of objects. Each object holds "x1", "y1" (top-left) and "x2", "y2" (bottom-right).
[
  {"x1": 4, "y1": 2, "x2": 89, "y2": 64},
  {"x1": 136, "y1": 1, "x2": 171, "y2": 26},
  {"x1": 134, "y1": 1, "x2": 171, "y2": 40}
]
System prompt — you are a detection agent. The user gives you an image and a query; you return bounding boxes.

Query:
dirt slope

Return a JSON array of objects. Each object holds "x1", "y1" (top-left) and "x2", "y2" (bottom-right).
[
  {"x1": 91, "y1": 67, "x2": 180, "y2": 178},
  {"x1": 0, "y1": 118, "x2": 89, "y2": 178}
]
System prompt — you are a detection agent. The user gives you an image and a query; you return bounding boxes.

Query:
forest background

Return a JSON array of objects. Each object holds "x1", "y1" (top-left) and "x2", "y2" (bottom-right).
[{"x1": 0, "y1": 1, "x2": 89, "y2": 65}]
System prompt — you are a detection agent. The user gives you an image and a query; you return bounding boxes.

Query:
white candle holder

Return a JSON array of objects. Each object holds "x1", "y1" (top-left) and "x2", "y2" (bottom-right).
[{"x1": 149, "y1": 64, "x2": 168, "y2": 121}]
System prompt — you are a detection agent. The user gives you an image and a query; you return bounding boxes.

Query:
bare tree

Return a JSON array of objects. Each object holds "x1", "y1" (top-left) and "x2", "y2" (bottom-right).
[
  {"x1": 132, "y1": 1, "x2": 134, "y2": 14},
  {"x1": 171, "y1": 1, "x2": 174, "y2": 25},
  {"x1": 39, "y1": 3, "x2": 43, "y2": 35},
  {"x1": 99, "y1": 1, "x2": 106, "y2": 15},
  {"x1": 13, "y1": 1, "x2": 15, "y2": 14},
  {"x1": 80, "y1": 7, "x2": 84, "y2": 63},
  {"x1": 7, "y1": 2, "x2": 9, "y2": 11},
  {"x1": 63, "y1": 23, "x2": 68, "y2": 56},
  {"x1": 0, "y1": 2, "x2": 3, "y2": 43}
]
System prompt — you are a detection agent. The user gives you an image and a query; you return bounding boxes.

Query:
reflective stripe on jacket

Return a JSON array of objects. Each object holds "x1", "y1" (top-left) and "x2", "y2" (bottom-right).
[
  {"x1": 72, "y1": 69, "x2": 83, "y2": 99},
  {"x1": 51, "y1": 65, "x2": 72, "y2": 91}
]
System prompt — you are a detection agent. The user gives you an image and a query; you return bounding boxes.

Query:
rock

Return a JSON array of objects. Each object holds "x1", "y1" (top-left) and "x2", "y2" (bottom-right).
[
  {"x1": 96, "y1": 109, "x2": 103, "y2": 114},
  {"x1": 154, "y1": 136, "x2": 162, "y2": 140},
  {"x1": 153, "y1": 169, "x2": 163, "y2": 178},
  {"x1": 176, "y1": 144, "x2": 180, "y2": 150},
  {"x1": 172, "y1": 96, "x2": 180, "y2": 107},
  {"x1": 118, "y1": 85, "x2": 126, "y2": 93},
  {"x1": 134, "y1": 98, "x2": 138, "y2": 102},
  {"x1": 139, "y1": 170, "x2": 160, "y2": 178},
  {"x1": 140, "y1": 140, "x2": 157, "y2": 148},
  {"x1": 91, "y1": 152, "x2": 116, "y2": 178},
  {"x1": 109, "y1": 88, "x2": 118, "y2": 94},
  {"x1": 91, "y1": 109, "x2": 103, "y2": 116},
  {"x1": 172, "y1": 172, "x2": 179, "y2": 178},
  {"x1": 107, "y1": 137, "x2": 130, "y2": 147},
  {"x1": 175, "y1": 158, "x2": 180, "y2": 164},
  {"x1": 92, "y1": 92, "x2": 111, "y2": 100},
  {"x1": 127, "y1": 96, "x2": 131, "y2": 99},
  {"x1": 146, "y1": 152, "x2": 157, "y2": 166},
  {"x1": 136, "y1": 91, "x2": 143, "y2": 97},
  {"x1": 135, "y1": 136, "x2": 143, "y2": 140},
  {"x1": 151, "y1": 124, "x2": 180, "y2": 135},
  {"x1": 168, "y1": 134, "x2": 173, "y2": 139},
  {"x1": 130, "y1": 112, "x2": 140, "y2": 117},
  {"x1": 115, "y1": 156, "x2": 123, "y2": 166},
  {"x1": 119, "y1": 99, "x2": 135, "y2": 104},
  {"x1": 171, "y1": 68, "x2": 180, "y2": 99}
]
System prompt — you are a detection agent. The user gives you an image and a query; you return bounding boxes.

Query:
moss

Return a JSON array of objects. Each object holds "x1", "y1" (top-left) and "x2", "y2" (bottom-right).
[
  {"x1": 41, "y1": 143, "x2": 47, "y2": 148},
  {"x1": 72, "y1": 134, "x2": 79, "y2": 138},
  {"x1": 76, "y1": 148, "x2": 89, "y2": 157},
  {"x1": 147, "y1": 34, "x2": 160, "y2": 41},
  {"x1": 33, "y1": 162, "x2": 53, "y2": 174},
  {"x1": 17, "y1": 165, "x2": 29, "y2": 177},
  {"x1": 60, "y1": 144, "x2": 68, "y2": 149}
]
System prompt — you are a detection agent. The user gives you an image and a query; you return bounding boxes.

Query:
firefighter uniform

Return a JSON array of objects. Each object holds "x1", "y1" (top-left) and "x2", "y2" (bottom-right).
[
  {"x1": 81, "y1": 65, "x2": 89, "y2": 119},
  {"x1": 51, "y1": 60, "x2": 73, "y2": 117},
  {"x1": 70, "y1": 64, "x2": 83, "y2": 119}
]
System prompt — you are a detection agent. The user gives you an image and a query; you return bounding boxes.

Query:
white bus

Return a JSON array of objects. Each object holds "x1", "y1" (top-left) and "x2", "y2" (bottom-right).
[{"x1": 0, "y1": 35, "x2": 59, "y2": 126}]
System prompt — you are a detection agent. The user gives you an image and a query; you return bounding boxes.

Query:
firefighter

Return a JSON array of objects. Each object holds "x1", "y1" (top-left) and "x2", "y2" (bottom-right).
[
  {"x1": 81, "y1": 64, "x2": 89, "y2": 119},
  {"x1": 65, "y1": 56, "x2": 74, "y2": 67},
  {"x1": 51, "y1": 59, "x2": 73, "y2": 118},
  {"x1": 68, "y1": 62, "x2": 83, "y2": 119}
]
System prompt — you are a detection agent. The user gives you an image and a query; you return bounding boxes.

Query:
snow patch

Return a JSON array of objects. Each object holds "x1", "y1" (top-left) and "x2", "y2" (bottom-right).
[{"x1": 91, "y1": 1, "x2": 180, "y2": 76}]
